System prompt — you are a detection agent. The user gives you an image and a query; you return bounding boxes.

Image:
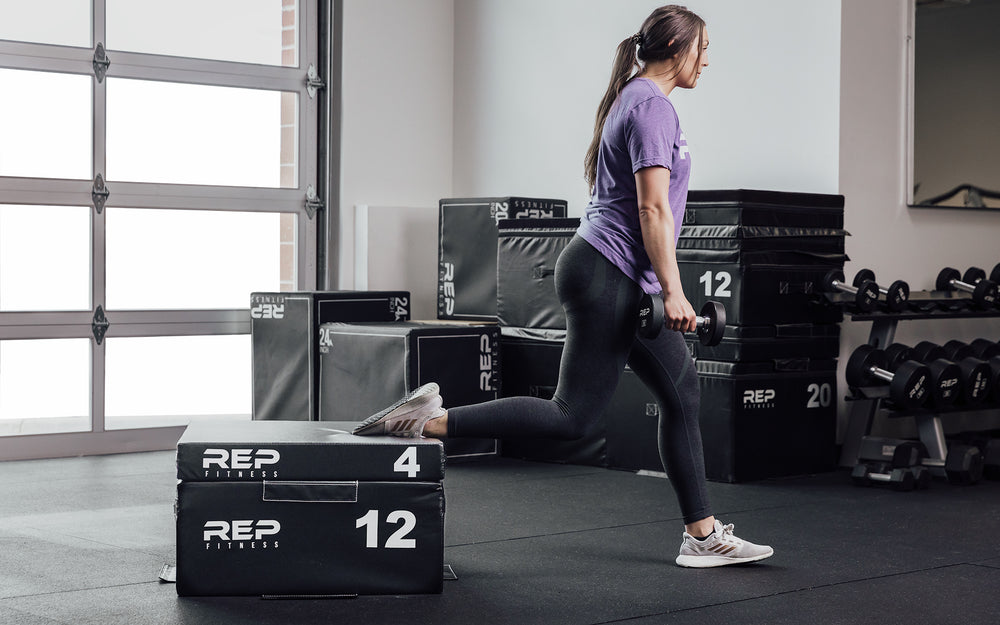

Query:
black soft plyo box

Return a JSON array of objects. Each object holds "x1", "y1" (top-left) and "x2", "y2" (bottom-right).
[
  {"x1": 251, "y1": 291, "x2": 411, "y2": 421},
  {"x1": 697, "y1": 359, "x2": 838, "y2": 483},
  {"x1": 317, "y1": 321, "x2": 500, "y2": 460},
  {"x1": 438, "y1": 197, "x2": 568, "y2": 321},
  {"x1": 176, "y1": 421, "x2": 445, "y2": 482},
  {"x1": 684, "y1": 189, "x2": 845, "y2": 228},
  {"x1": 175, "y1": 421, "x2": 445, "y2": 597},
  {"x1": 496, "y1": 218, "x2": 579, "y2": 330},
  {"x1": 176, "y1": 480, "x2": 444, "y2": 596}
]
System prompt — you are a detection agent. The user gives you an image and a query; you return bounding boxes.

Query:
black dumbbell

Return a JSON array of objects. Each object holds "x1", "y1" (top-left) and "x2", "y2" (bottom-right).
[
  {"x1": 822, "y1": 270, "x2": 879, "y2": 312},
  {"x1": 936, "y1": 267, "x2": 998, "y2": 307},
  {"x1": 845, "y1": 345, "x2": 930, "y2": 410},
  {"x1": 940, "y1": 340, "x2": 997, "y2": 404},
  {"x1": 851, "y1": 462, "x2": 920, "y2": 491},
  {"x1": 877, "y1": 342, "x2": 961, "y2": 410},
  {"x1": 911, "y1": 341, "x2": 989, "y2": 405},
  {"x1": 852, "y1": 269, "x2": 910, "y2": 312},
  {"x1": 935, "y1": 443, "x2": 984, "y2": 485},
  {"x1": 637, "y1": 294, "x2": 725, "y2": 346}
]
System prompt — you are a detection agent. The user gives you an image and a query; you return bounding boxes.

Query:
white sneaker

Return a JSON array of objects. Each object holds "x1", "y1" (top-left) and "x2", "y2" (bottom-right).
[
  {"x1": 675, "y1": 520, "x2": 774, "y2": 568},
  {"x1": 352, "y1": 383, "x2": 443, "y2": 437}
]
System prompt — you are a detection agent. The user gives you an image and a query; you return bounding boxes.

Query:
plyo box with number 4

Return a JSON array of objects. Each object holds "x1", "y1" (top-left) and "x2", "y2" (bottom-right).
[{"x1": 175, "y1": 421, "x2": 445, "y2": 596}]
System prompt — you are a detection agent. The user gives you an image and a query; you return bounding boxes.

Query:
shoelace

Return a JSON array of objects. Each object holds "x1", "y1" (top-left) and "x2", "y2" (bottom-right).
[{"x1": 717, "y1": 523, "x2": 742, "y2": 546}]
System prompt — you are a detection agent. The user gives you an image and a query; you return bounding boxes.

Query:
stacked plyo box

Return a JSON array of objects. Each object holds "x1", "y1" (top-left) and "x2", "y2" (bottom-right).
[
  {"x1": 494, "y1": 218, "x2": 664, "y2": 472},
  {"x1": 438, "y1": 197, "x2": 568, "y2": 321},
  {"x1": 678, "y1": 189, "x2": 846, "y2": 482},
  {"x1": 251, "y1": 291, "x2": 410, "y2": 422},
  {"x1": 175, "y1": 421, "x2": 445, "y2": 597},
  {"x1": 317, "y1": 321, "x2": 500, "y2": 460}
]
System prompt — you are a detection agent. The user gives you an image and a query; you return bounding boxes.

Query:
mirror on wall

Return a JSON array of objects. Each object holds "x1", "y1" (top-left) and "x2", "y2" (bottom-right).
[{"x1": 910, "y1": 0, "x2": 1000, "y2": 209}]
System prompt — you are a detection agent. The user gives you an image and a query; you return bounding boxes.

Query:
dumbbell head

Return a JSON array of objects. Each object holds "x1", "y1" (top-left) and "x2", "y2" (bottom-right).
[
  {"x1": 936, "y1": 267, "x2": 961, "y2": 291},
  {"x1": 962, "y1": 267, "x2": 986, "y2": 284},
  {"x1": 637, "y1": 293, "x2": 664, "y2": 339},
  {"x1": 890, "y1": 361, "x2": 932, "y2": 410},
  {"x1": 883, "y1": 280, "x2": 910, "y2": 312},
  {"x1": 852, "y1": 268, "x2": 877, "y2": 288},
  {"x1": 972, "y1": 279, "x2": 999, "y2": 307},
  {"x1": 846, "y1": 344, "x2": 886, "y2": 387},
  {"x1": 990, "y1": 263, "x2": 1000, "y2": 285},
  {"x1": 697, "y1": 301, "x2": 726, "y2": 347},
  {"x1": 883, "y1": 343, "x2": 914, "y2": 372},
  {"x1": 958, "y1": 359, "x2": 992, "y2": 404},
  {"x1": 941, "y1": 340, "x2": 975, "y2": 362},
  {"x1": 926, "y1": 360, "x2": 963, "y2": 407},
  {"x1": 969, "y1": 339, "x2": 1000, "y2": 360}
]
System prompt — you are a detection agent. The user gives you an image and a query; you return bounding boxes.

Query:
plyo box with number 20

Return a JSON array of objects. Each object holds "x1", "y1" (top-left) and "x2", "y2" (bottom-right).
[
  {"x1": 175, "y1": 421, "x2": 445, "y2": 596},
  {"x1": 696, "y1": 359, "x2": 838, "y2": 483}
]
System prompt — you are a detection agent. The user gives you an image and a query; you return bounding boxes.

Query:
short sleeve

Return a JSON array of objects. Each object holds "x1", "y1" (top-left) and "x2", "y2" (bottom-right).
[{"x1": 625, "y1": 97, "x2": 679, "y2": 174}]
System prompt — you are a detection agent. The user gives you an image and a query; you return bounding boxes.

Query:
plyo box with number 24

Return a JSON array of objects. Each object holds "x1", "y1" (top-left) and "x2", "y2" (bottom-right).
[{"x1": 175, "y1": 421, "x2": 445, "y2": 596}]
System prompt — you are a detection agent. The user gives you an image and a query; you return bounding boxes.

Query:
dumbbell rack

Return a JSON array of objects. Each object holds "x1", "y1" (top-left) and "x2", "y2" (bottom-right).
[{"x1": 839, "y1": 305, "x2": 1000, "y2": 470}]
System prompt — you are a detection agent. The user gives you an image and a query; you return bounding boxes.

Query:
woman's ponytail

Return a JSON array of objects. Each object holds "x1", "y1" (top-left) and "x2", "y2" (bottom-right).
[{"x1": 584, "y1": 36, "x2": 640, "y2": 192}]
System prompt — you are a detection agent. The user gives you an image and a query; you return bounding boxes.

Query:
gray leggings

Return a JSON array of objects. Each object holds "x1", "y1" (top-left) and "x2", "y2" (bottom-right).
[{"x1": 448, "y1": 235, "x2": 712, "y2": 524}]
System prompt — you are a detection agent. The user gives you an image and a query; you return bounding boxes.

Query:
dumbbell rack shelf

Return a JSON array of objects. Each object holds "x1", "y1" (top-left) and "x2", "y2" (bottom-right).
[{"x1": 839, "y1": 307, "x2": 1000, "y2": 470}]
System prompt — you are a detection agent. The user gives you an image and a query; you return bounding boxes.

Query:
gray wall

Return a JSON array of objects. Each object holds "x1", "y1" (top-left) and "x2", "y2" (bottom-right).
[{"x1": 453, "y1": 0, "x2": 842, "y2": 211}]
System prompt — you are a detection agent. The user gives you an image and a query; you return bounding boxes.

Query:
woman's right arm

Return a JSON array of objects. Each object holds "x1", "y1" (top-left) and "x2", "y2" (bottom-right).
[{"x1": 635, "y1": 166, "x2": 696, "y2": 333}]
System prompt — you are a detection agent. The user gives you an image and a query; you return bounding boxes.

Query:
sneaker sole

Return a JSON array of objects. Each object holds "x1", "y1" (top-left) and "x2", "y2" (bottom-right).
[
  {"x1": 353, "y1": 383, "x2": 440, "y2": 435},
  {"x1": 675, "y1": 549, "x2": 774, "y2": 568}
]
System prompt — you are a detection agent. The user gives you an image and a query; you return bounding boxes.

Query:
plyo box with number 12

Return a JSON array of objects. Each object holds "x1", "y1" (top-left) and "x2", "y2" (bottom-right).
[{"x1": 175, "y1": 421, "x2": 445, "y2": 596}]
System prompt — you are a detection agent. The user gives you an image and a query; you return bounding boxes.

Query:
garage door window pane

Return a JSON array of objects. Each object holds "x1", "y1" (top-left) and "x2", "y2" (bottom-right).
[
  {"x1": 104, "y1": 335, "x2": 250, "y2": 430},
  {"x1": 1, "y1": 205, "x2": 90, "y2": 312},
  {"x1": 0, "y1": 339, "x2": 90, "y2": 436},
  {"x1": 106, "y1": 208, "x2": 291, "y2": 310},
  {"x1": 106, "y1": 79, "x2": 297, "y2": 188},
  {"x1": 0, "y1": 1, "x2": 91, "y2": 48},
  {"x1": 107, "y1": 0, "x2": 297, "y2": 67},
  {"x1": 0, "y1": 69, "x2": 92, "y2": 180}
]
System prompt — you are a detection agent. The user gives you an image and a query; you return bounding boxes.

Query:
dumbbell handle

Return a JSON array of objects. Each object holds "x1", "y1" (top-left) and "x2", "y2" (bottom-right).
[
  {"x1": 830, "y1": 277, "x2": 863, "y2": 296},
  {"x1": 946, "y1": 277, "x2": 977, "y2": 295},
  {"x1": 867, "y1": 366, "x2": 895, "y2": 385}
]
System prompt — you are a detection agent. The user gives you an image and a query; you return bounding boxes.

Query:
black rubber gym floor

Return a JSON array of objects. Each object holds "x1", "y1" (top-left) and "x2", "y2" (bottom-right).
[{"x1": 1, "y1": 450, "x2": 998, "y2": 625}]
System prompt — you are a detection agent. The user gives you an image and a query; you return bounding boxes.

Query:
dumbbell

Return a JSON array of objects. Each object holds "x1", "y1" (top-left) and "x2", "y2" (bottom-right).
[
  {"x1": 911, "y1": 341, "x2": 989, "y2": 405},
  {"x1": 845, "y1": 345, "x2": 930, "y2": 410},
  {"x1": 637, "y1": 294, "x2": 726, "y2": 346},
  {"x1": 822, "y1": 269, "x2": 879, "y2": 312},
  {"x1": 878, "y1": 343, "x2": 961, "y2": 409},
  {"x1": 852, "y1": 269, "x2": 910, "y2": 312},
  {"x1": 965, "y1": 338, "x2": 1000, "y2": 361},
  {"x1": 939, "y1": 340, "x2": 997, "y2": 405},
  {"x1": 851, "y1": 463, "x2": 928, "y2": 492},
  {"x1": 990, "y1": 262, "x2": 1000, "y2": 284},
  {"x1": 936, "y1": 267, "x2": 998, "y2": 307}
]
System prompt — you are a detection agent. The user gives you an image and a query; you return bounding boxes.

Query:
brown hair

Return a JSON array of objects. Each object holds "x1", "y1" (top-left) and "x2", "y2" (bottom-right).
[{"x1": 584, "y1": 5, "x2": 706, "y2": 191}]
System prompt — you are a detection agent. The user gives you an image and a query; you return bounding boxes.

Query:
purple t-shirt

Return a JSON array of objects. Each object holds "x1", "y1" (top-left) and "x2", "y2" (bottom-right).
[{"x1": 577, "y1": 77, "x2": 691, "y2": 295}]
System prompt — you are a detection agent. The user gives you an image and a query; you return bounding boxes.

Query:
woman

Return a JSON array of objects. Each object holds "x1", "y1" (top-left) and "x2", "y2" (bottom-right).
[{"x1": 355, "y1": 5, "x2": 773, "y2": 568}]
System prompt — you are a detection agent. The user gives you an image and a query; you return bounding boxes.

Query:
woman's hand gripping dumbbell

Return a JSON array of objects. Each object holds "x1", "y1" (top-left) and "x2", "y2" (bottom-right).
[{"x1": 637, "y1": 293, "x2": 726, "y2": 346}]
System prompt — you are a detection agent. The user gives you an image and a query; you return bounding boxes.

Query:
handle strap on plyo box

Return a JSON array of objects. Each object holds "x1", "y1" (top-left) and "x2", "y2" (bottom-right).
[{"x1": 262, "y1": 480, "x2": 359, "y2": 503}]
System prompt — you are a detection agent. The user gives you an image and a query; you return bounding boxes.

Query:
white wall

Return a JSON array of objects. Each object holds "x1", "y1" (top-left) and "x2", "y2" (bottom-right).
[
  {"x1": 453, "y1": 0, "x2": 843, "y2": 212},
  {"x1": 339, "y1": 0, "x2": 454, "y2": 317},
  {"x1": 839, "y1": 0, "x2": 1000, "y2": 437}
]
